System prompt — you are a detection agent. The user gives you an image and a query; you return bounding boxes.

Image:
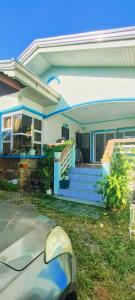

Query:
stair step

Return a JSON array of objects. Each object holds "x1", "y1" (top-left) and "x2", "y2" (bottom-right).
[
  {"x1": 70, "y1": 167, "x2": 102, "y2": 176},
  {"x1": 78, "y1": 163, "x2": 102, "y2": 169},
  {"x1": 69, "y1": 174, "x2": 102, "y2": 182},
  {"x1": 69, "y1": 182, "x2": 97, "y2": 190},
  {"x1": 59, "y1": 188, "x2": 103, "y2": 202},
  {"x1": 57, "y1": 166, "x2": 103, "y2": 203}
]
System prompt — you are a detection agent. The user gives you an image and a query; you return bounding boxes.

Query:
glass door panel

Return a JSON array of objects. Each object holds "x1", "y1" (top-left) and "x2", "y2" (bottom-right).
[
  {"x1": 95, "y1": 134, "x2": 104, "y2": 162},
  {"x1": 105, "y1": 133, "x2": 115, "y2": 147},
  {"x1": 116, "y1": 131, "x2": 124, "y2": 139}
]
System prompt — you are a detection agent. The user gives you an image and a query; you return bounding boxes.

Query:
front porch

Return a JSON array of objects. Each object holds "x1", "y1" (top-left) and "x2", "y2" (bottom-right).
[
  {"x1": 54, "y1": 136, "x2": 135, "y2": 204},
  {"x1": 62, "y1": 99, "x2": 135, "y2": 164}
]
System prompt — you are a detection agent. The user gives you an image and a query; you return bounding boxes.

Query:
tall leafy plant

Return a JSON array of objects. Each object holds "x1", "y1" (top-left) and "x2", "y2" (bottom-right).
[
  {"x1": 37, "y1": 158, "x2": 54, "y2": 192},
  {"x1": 98, "y1": 151, "x2": 131, "y2": 210}
]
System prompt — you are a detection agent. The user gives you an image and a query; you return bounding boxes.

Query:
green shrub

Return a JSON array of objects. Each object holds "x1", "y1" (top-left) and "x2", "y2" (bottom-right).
[
  {"x1": 0, "y1": 179, "x2": 19, "y2": 191},
  {"x1": 98, "y1": 151, "x2": 131, "y2": 210},
  {"x1": 43, "y1": 140, "x2": 73, "y2": 159}
]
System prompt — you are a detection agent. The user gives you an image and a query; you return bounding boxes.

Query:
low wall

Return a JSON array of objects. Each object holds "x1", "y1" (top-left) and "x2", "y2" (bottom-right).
[{"x1": 0, "y1": 157, "x2": 40, "y2": 189}]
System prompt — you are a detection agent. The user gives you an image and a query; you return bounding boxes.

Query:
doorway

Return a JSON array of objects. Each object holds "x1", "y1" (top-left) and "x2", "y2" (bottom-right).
[{"x1": 76, "y1": 132, "x2": 90, "y2": 163}]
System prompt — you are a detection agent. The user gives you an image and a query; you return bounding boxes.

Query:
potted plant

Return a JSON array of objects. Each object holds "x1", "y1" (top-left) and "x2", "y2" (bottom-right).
[
  {"x1": 38, "y1": 160, "x2": 53, "y2": 194},
  {"x1": 29, "y1": 148, "x2": 36, "y2": 156},
  {"x1": 54, "y1": 151, "x2": 61, "y2": 159},
  {"x1": 54, "y1": 144, "x2": 66, "y2": 159},
  {"x1": 60, "y1": 168, "x2": 70, "y2": 189},
  {"x1": 63, "y1": 168, "x2": 70, "y2": 180}
]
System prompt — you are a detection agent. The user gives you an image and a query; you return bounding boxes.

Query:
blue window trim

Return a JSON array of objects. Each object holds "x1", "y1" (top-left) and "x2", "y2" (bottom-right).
[{"x1": 0, "y1": 105, "x2": 45, "y2": 118}]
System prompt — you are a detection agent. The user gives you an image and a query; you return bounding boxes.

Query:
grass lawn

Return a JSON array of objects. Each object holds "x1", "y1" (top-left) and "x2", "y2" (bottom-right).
[{"x1": 0, "y1": 190, "x2": 135, "y2": 300}]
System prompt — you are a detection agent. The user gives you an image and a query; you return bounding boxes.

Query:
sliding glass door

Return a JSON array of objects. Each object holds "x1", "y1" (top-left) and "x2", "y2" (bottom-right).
[{"x1": 95, "y1": 132, "x2": 115, "y2": 162}]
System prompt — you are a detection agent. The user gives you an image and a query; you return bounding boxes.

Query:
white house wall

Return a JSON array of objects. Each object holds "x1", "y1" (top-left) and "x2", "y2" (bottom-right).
[
  {"x1": 0, "y1": 93, "x2": 20, "y2": 112},
  {"x1": 43, "y1": 114, "x2": 81, "y2": 144},
  {"x1": 41, "y1": 67, "x2": 135, "y2": 115}
]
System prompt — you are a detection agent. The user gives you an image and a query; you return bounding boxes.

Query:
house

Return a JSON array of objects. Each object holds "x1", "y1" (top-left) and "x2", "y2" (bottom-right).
[{"x1": 1, "y1": 26, "x2": 135, "y2": 202}]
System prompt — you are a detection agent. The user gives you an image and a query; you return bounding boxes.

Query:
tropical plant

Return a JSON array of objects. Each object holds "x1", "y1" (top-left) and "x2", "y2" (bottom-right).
[
  {"x1": 98, "y1": 151, "x2": 131, "y2": 210},
  {"x1": 43, "y1": 140, "x2": 73, "y2": 159},
  {"x1": 37, "y1": 158, "x2": 54, "y2": 192}
]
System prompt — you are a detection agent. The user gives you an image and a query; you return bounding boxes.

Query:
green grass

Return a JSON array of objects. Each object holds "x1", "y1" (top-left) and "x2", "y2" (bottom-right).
[{"x1": 0, "y1": 190, "x2": 135, "y2": 300}]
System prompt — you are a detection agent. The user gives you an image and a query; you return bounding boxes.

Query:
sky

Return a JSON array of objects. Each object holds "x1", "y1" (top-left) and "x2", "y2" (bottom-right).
[{"x1": 0, "y1": 0, "x2": 135, "y2": 59}]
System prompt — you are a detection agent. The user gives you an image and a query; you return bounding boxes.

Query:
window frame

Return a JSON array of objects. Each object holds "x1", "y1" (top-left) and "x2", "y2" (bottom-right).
[{"x1": 2, "y1": 112, "x2": 43, "y2": 154}]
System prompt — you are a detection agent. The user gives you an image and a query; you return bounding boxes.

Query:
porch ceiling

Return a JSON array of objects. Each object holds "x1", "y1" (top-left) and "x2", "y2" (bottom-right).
[{"x1": 62, "y1": 101, "x2": 135, "y2": 125}]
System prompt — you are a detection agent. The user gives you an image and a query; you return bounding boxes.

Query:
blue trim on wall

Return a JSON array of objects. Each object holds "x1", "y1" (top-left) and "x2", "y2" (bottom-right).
[
  {"x1": 47, "y1": 76, "x2": 61, "y2": 85},
  {"x1": 1, "y1": 98, "x2": 135, "y2": 124},
  {"x1": 0, "y1": 155, "x2": 45, "y2": 159},
  {"x1": 22, "y1": 105, "x2": 45, "y2": 118},
  {"x1": 44, "y1": 98, "x2": 135, "y2": 120},
  {"x1": 0, "y1": 105, "x2": 45, "y2": 118}
]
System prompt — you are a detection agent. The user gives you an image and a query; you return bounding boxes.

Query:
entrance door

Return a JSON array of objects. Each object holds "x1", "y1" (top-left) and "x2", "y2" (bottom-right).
[
  {"x1": 76, "y1": 132, "x2": 90, "y2": 163},
  {"x1": 76, "y1": 132, "x2": 81, "y2": 149},
  {"x1": 81, "y1": 133, "x2": 90, "y2": 163}
]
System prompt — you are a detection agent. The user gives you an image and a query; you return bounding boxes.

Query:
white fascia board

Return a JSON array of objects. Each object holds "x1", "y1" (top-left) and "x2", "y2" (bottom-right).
[
  {"x1": 19, "y1": 26, "x2": 135, "y2": 64},
  {"x1": 0, "y1": 60, "x2": 60, "y2": 103}
]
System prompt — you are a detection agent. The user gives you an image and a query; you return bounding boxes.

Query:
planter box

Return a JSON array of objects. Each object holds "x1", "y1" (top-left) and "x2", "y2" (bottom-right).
[{"x1": 60, "y1": 179, "x2": 70, "y2": 189}]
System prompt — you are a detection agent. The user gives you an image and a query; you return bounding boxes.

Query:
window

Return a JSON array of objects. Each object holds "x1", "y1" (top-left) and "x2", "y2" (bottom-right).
[
  {"x1": 13, "y1": 135, "x2": 31, "y2": 152},
  {"x1": 13, "y1": 114, "x2": 32, "y2": 134},
  {"x1": 13, "y1": 114, "x2": 22, "y2": 133},
  {"x1": 22, "y1": 115, "x2": 32, "y2": 134},
  {"x1": 125, "y1": 131, "x2": 135, "y2": 138},
  {"x1": 33, "y1": 118, "x2": 42, "y2": 154},
  {"x1": 2, "y1": 114, "x2": 43, "y2": 155},
  {"x1": 34, "y1": 132, "x2": 41, "y2": 142},
  {"x1": 3, "y1": 143, "x2": 10, "y2": 155},
  {"x1": 34, "y1": 118, "x2": 41, "y2": 131},
  {"x1": 3, "y1": 116, "x2": 11, "y2": 129},
  {"x1": 62, "y1": 126, "x2": 69, "y2": 141},
  {"x1": 33, "y1": 144, "x2": 42, "y2": 155},
  {"x1": 116, "y1": 131, "x2": 124, "y2": 139}
]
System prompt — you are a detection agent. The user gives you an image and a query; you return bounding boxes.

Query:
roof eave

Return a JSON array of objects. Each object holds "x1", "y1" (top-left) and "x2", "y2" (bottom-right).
[
  {"x1": 19, "y1": 26, "x2": 135, "y2": 65},
  {"x1": 0, "y1": 60, "x2": 60, "y2": 103}
]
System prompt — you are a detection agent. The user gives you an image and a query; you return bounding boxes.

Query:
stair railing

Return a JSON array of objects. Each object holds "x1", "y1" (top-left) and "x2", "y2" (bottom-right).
[
  {"x1": 101, "y1": 138, "x2": 135, "y2": 175},
  {"x1": 54, "y1": 142, "x2": 75, "y2": 194}
]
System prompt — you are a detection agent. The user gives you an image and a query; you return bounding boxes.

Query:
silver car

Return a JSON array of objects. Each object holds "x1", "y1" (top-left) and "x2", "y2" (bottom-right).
[{"x1": 0, "y1": 203, "x2": 77, "y2": 300}]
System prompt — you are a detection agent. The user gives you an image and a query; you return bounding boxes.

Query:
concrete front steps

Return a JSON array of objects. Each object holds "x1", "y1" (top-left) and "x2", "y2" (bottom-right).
[{"x1": 58, "y1": 166, "x2": 103, "y2": 204}]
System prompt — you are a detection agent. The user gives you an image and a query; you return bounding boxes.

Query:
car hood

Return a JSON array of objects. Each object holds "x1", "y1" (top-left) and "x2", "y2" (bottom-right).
[{"x1": 0, "y1": 203, "x2": 56, "y2": 271}]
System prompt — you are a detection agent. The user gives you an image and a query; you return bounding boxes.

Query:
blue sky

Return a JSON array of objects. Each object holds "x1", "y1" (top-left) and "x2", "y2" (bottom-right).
[{"x1": 0, "y1": 0, "x2": 135, "y2": 59}]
